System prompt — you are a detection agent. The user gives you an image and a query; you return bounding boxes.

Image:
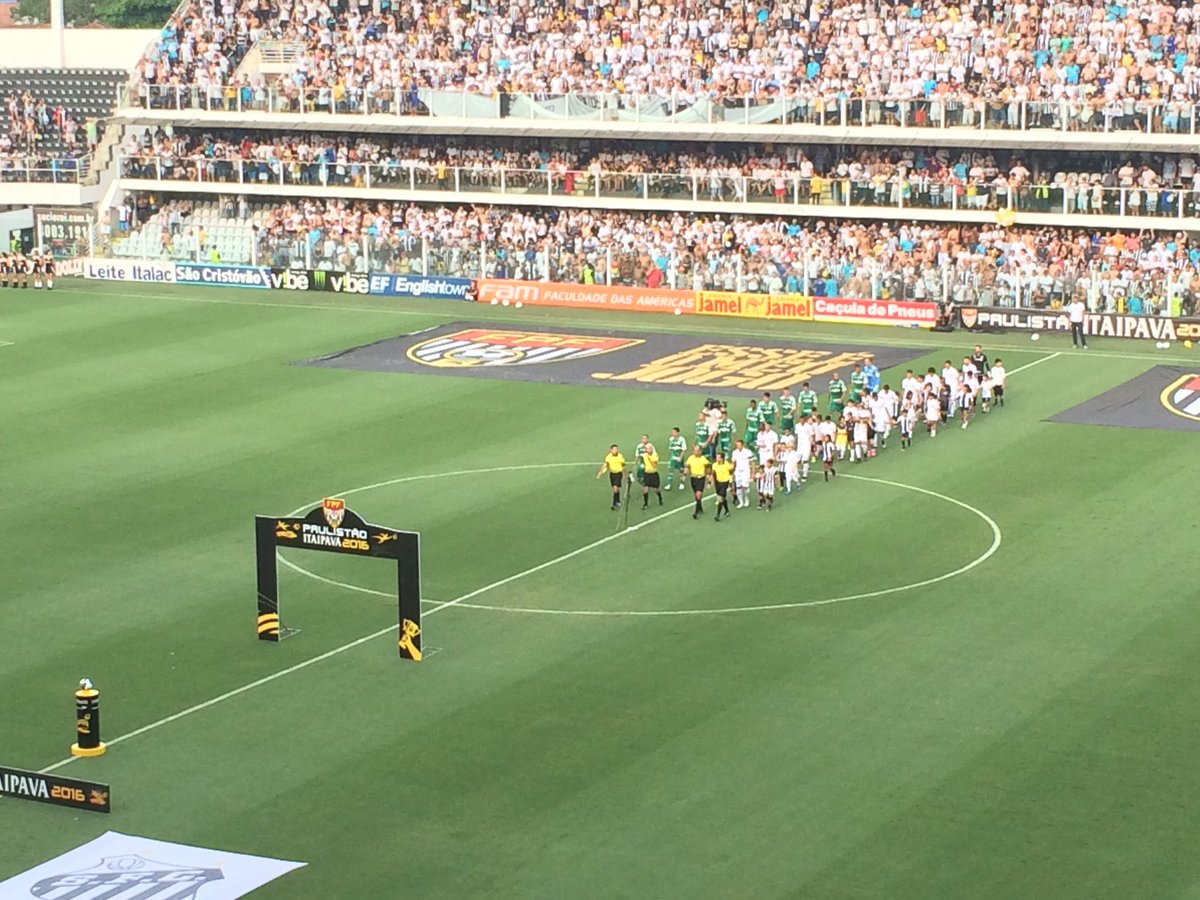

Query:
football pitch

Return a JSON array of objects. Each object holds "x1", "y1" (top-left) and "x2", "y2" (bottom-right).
[{"x1": 2, "y1": 281, "x2": 1199, "y2": 898}]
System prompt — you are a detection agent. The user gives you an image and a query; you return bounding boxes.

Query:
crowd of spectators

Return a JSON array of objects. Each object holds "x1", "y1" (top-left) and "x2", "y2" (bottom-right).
[
  {"x1": 1, "y1": 91, "x2": 93, "y2": 180},
  {"x1": 122, "y1": 194, "x2": 1200, "y2": 315},
  {"x1": 127, "y1": 0, "x2": 1200, "y2": 121},
  {"x1": 118, "y1": 129, "x2": 1200, "y2": 217}
]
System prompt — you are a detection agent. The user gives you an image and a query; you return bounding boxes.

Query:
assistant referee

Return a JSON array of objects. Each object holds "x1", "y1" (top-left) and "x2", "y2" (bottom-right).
[
  {"x1": 596, "y1": 444, "x2": 626, "y2": 511},
  {"x1": 711, "y1": 451, "x2": 733, "y2": 521},
  {"x1": 684, "y1": 445, "x2": 709, "y2": 519}
]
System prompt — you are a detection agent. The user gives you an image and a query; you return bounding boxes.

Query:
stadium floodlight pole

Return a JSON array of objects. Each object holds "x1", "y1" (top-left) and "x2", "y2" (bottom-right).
[{"x1": 50, "y1": 0, "x2": 65, "y2": 66}]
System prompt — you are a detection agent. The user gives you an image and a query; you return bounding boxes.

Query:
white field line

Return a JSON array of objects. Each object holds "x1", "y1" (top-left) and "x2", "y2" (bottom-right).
[
  {"x1": 39, "y1": 485, "x2": 701, "y2": 774},
  {"x1": 1007, "y1": 351, "x2": 1062, "y2": 376}
]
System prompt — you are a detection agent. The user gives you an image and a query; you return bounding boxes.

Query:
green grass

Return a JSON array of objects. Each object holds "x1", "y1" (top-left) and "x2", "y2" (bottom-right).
[{"x1": 2, "y1": 280, "x2": 1199, "y2": 899}]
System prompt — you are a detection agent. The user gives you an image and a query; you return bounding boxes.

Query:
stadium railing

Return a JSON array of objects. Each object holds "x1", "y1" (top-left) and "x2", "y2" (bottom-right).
[
  {"x1": 115, "y1": 84, "x2": 1200, "y2": 137},
  {"x1": 114, "y1": 155, "x2": 1200, "y2": 223},
  {"x1": 102, "y1": 219, "x2": 1195, "y2": 318},
  {"x1": 0, "y1": 159, "x2": 92, "y2": 183}
]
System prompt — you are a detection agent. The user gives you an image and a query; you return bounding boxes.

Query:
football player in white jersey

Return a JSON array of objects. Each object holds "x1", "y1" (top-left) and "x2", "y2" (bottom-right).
[
  {"x1": 851, "y1": 405, "x2": 870, "y2": 461},
  {"x1": 870, "y1": 392, "x2": 894, "y2": 449},
  {"x1": 781, "y1": 441, "x2": 801, "y2": 494},
  {"x1": 899, "y1": 392, "x2": 918, "y2": 450},
  {"x1": 923, "y1": 367, "x2": 942, "y2": 399},
  {"x1": 730, "y1": 438, "x2": 754, "y2": 509},
  {"x1": 756, "y1": 421, "x2": 778, "y2": 467},
  {"x1": 901, "y1": 369, "x2": 923, "y2": 403},
  {"x1": 980, "y1": 372, "x2": 995, "y2": 413},
  {"x1": 990, "y1": 358, "x2": 1007, "y2": 407},
  {"x1": 878, "y1": 384, "x2": 900, "y2": 419},
  {"x1": 925, "y1": 392, "x2": 942, "y2": 437},
  {"x1": 796, "y1": 416, "x2": 816, "y2": 482},
  {"x1": 960, "y1": 371, "x2": 980, "y2": 428},
  {"x1": 941, "y1": 360, "x2": 961, "y2": 418}
]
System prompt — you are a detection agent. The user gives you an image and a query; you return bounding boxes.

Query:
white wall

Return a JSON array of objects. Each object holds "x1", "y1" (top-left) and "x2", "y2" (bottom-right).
[
  {"x1": 0, "y1": 27, "x2": 154, "y2": 70},
  {"x1": 0, "y1": 207, "x2": 34, "y2": 234},
  {"x1": 0, "y1": 182, "x2": 102, "y2": 207}
]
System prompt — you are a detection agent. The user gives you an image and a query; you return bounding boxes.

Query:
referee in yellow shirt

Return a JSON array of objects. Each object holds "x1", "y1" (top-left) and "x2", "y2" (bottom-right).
[
  {"x1": 711, "y1": 451, "x2": 734, "y2": 520},
  {"x1": 596, "y1": 444, "x2": 626, "y2": 510},
  {"x1": 684, "y1": 445, "x2": 710, "y2": 519},
  {"x1": 639, "y1": 442, "x2": 663, "y2": 509}
]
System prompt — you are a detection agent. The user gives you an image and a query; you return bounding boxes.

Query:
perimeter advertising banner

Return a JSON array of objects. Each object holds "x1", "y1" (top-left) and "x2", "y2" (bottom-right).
[
  {"x1": 476, "y1": 279, "x2": 695, "y2": 314},
  {"x1": 695, "y1": 291, "x2": 813, "y2": 321},
  {"x1": 266, "y1": 269, "x2": 471, "y2": 299},
  {"x1": 959, "y1": 306, "x2": 1200, "y2": 342},
  {"x1": 174, "y1": 263, "x2": 270, "y2": 289},
  {"x1": 82, "y1": 257, "x2": 175, "y2": 283},
  {"x1": 266, "y1": 269, "x2": 370, "y2": 294},
  {"x1": 812, "y1": 297, "x2": 939, "y2": 328},
  {"x1": 0, "y1": 765, "x2": 110, "y2": 813},
  {"x1": 370, "y1": 273, "x2": 472, "y2": 299}
]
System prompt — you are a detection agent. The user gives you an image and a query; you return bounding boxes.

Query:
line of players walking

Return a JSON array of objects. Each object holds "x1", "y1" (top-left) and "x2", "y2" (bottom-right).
[
  {"x1": 598, "y1": 347, "x2": 1008, "y2": 521},
  {"x1": 0, "y1": 252, "x2": 57, "y2": 289}
]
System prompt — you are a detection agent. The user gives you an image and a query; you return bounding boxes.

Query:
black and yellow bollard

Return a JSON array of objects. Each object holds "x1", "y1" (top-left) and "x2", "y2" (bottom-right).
[{"x1": 70, "y1": 678, "x2": 107, "y2": 758}]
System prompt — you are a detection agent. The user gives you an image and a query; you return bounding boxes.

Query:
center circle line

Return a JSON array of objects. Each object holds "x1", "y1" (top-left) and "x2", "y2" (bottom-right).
[{"x1": 277, "y1": 464, "x2": 1002, "y2": 617}]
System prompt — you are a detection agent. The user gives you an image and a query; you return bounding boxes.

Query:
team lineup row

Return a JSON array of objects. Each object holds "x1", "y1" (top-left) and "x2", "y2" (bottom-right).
[
  {"x1": 598, "y1": 346, "x2": 1009, "y2": 521},
  {"x1": 0, "y1": 253, "x2": 58, "y2": 289}
]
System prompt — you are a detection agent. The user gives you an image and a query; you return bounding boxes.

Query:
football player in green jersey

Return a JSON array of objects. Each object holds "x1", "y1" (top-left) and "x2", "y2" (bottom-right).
[
  {"x1": 779, "y1": 388, "x2": 797, "y2": 433},
  {"x1": 634, "y1": 434, "x2": 650, "y2": 483},
  {"x1": 694, "y1": 411, "x2": 714, "y2": 461},
  {"x1": 849, "y1": 364, "x2": 866, "y2": 403},
  {"x1": 759, "y1": 391, "x2": 779, "y2": 429},
  {"x1": 665, "y1": 427, "x2": 688, "y2": 490},
  {"x1": 715, "y1": 407, "x2": 736, "y2": 457},
  {"x1": 743, "y1": 399, "x2": 762, "y2": 451},
  {"x1": 827, "y1": 373, "x2": 847, "y2": 415},
  {"x1": 797, "y1": 382, "x2": 819, "y2": 418}
]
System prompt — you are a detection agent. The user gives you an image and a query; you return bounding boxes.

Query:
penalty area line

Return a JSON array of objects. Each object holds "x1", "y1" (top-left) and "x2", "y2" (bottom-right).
[{"x1": 39, "y1": 493, "x2": 698, "y2": 774}]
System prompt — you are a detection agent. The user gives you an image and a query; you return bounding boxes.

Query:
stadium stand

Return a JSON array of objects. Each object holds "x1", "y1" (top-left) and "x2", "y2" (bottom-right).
[
  {"x1": 110, "y1": 196, "x2": 1200, "y2": 316},
  {"x1": 10, "y1": 0, "x2": 1194, "y2": 323},
  {"x1": 116, "y1": 130, "x2": 1200, "y2": 218},
  {"x1": 120, "y1": 0, "x2": 1200, "y2": 135},
  {"x1": 1, "y1": 68, "x2": 124, "y2": 152}
]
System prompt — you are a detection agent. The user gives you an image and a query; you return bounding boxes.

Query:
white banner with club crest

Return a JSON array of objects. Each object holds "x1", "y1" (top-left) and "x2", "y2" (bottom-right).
[{"x1": 0, "y1": 831, "x2": 305, "y2": 899}]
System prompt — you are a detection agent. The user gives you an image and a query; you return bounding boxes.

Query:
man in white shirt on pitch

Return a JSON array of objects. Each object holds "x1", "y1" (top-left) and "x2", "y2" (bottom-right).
[
  {"x1": 1067, "y1": 297, "x2": 1088, "y2": 348},
  {"x1": 730, "y1": 439, "x2": 754, "y2": 509},
  {"x1": 782, "y1": 443, "x2": 801, "y2": 494},
  {"x1": 870, "y1": 393, "x2": 894, "y2": 449},
  {"x1": 901, "y1": 370, "x2": 922, "y2": 404},
  {"x1": 796, "y1": 417, "x2": 816, "y2": 482},
  {"x1": 756, "y1": 422, "x2": 778, "y2": 467},
  {"x1": 878, "y1": 384, "x2": 900, "y2": 419},
  {"x1": 942, "y1": 361, "x2": 962, "y2": 417},
  {"x1": 990, "y1": 358, "x2": 1007, "y2": 407}
]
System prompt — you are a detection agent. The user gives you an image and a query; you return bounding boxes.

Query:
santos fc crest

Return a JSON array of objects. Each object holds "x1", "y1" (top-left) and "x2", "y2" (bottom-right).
[
  {"x1": 1161, "y1": 373, "x2": 1200, "y2": 421},
  {"x1": 31, "y1": 855, "x2": 223, "y2": 900}
]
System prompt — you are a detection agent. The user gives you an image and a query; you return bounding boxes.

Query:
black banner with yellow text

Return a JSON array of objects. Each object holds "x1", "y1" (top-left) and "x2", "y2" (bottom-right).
[{"x1": 255, "y1": 499, "x2": 422, "y2": 660}]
